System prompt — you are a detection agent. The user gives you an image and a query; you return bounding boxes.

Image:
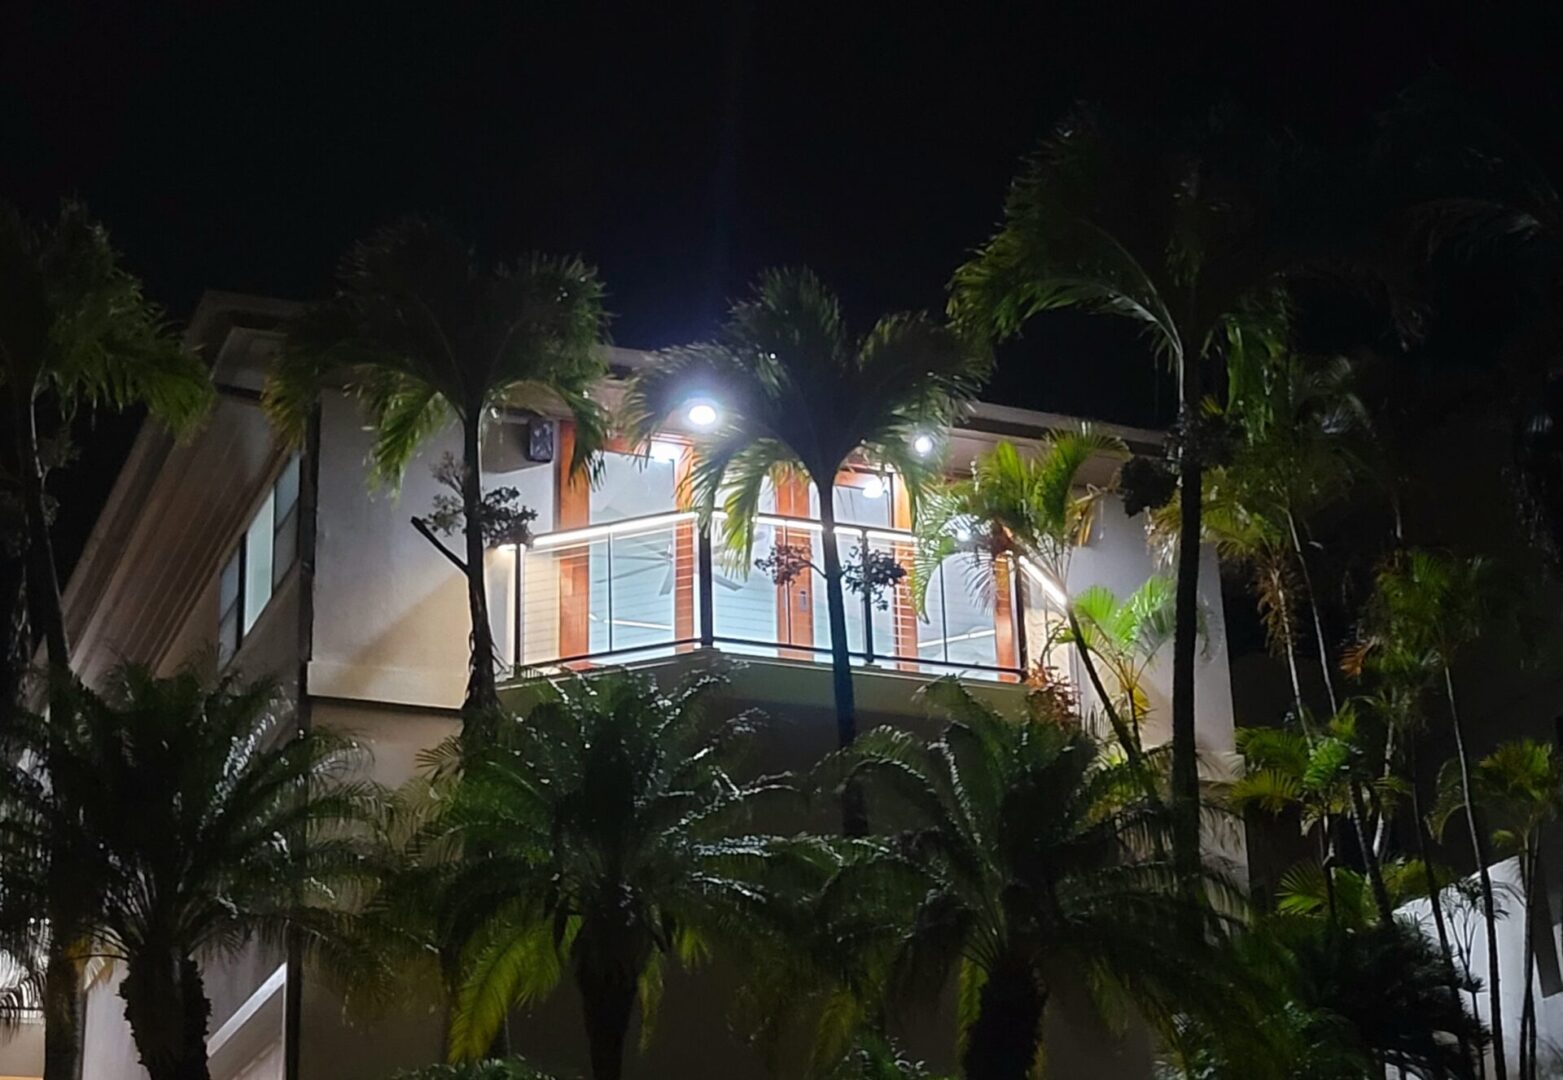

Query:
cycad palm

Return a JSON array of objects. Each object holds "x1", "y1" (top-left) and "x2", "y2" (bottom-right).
[
  {"x1": 0, "y1": 664, "x2": 381, "y2": 1080},
  {"x1": 625, "y1": 268, "x2": 988, "y2": 834},
  {"x1": 950, "y1": 107, "x2": 1307, "y2": 877},
  {"x1": 0, "y1": 200, "x2": 213, "y2": 1080},
  {"x1": 265, "y1": 218, "x2": 609, "y2": 736},
  {"x1": 832, "y1": 678, "x2": 1229, "y2": 1080},
  {"x1": 403, "y1": 669, "x2": 791, "y2": 1080}
]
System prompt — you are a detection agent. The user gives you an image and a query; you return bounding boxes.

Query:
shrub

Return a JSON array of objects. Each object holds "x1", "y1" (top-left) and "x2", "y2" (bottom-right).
[{"x1": 390, "y1": 1059, "x2": 565, "y2": 1080}]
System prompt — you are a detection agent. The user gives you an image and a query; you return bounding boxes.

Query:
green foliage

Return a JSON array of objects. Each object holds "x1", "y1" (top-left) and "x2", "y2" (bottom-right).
[
  {"x1": 266, "y1": 217, "x2": 609, "y2": 487},
  {"x1": 390, "y1": 1059, "x2": 565, "y2": 1080},
  {"x1": 0, "y1": 664, "x2": 383, "y2": 1076},
  {"x1": 392, "y1": 668, "x2": 802, "y2": 1066},
  {"x1": 912, "y1": 432, "x2": 1124, "y2": 609},
  {"x1": 623, "y1": 267, "x2": 989, "y2": 566},
  {"x1": 820, "y1": 1034, "x2": 950, "y2": 1080},
  {"x1": 815, "y1": 678, "x2": 1234, "y2": 1078},
  {"x1": 1165, "y1": 916, "x2": 1484, "y2": 1079},
  {"x1": 1047, "y1": 575, "x2": 1181, "y2": 720},
  {"x1": 0, "y1": 200, "x2": 213, "y2": 431}
]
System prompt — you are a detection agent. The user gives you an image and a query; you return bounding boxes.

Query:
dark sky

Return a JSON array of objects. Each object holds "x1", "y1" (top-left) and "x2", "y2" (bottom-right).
[{"x1": 4, "y1": 0, "x2": 1562, "y2": 570}]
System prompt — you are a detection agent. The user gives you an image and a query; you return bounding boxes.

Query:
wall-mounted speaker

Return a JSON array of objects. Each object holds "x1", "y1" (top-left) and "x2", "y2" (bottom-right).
[{"x1": 525, "y1": 420, "x2": 555, "y2": 464}]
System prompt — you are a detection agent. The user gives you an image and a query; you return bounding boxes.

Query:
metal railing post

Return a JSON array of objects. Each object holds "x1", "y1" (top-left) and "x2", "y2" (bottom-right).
[
  {"x1": 697, "y1": 520, "x2": 715, "y2": 648},
  {"x1": 1011, "y1": 553, "x2": 1028, "y2": 676},
  {"x1": 860, "y1": 527, "x2": 875, "y2": 664},
  {"x1": 513, "y1": 542, "x2": 523, "y2": 672}
]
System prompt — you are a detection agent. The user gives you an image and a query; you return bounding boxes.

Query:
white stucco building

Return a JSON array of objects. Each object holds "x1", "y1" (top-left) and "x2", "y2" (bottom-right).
[{"x1": 45, "y1": 292, "x2": 1241, "y2": 1080}]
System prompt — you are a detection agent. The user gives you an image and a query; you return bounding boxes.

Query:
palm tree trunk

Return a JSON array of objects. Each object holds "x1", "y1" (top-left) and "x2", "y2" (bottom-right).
[
  {"x1": 962, "y1": 958, "x2": 1045, "y2": 1080},
  {"x1": 14, "y1": 389, "x2": 84, "y2": 1080},
  {"x1": 818, "y1": 493, "x2": 868, "y2": 836},
  {"x1": 41, "y1": 938, "x2": 81, "y2": 1080},
  {"x1": 121, "y1": 950, "x2": 213, "y2": 1080},
  {"x1": 1064, "y1": 608, "x2": 1160, "y2": 806},
  {"x1": 1171, "y1": 401, "x2": 1203, "y2": 882},
  {"x1": 1519, "y1": 843, "x2": 1538, "y2": 1080},
  {"x1": 1409, "y1": 732, "x2": 1475, "y2": 1077},
  {"x1": 1285, "y1": 512, "x2": 1338, "y2": 715},
  {"x1": 1444, "y1": 666, "x2": 1507, "y2": 1080},
  {"x1": 576, "y1": 965, "x2": 637, "y2": 1080},
  {"x1": 459, "y1": 412, "x2": 500, "y2": 744},
  {"x1": 1349, "y1": 780, "x2": 1396, "y2": 925}
]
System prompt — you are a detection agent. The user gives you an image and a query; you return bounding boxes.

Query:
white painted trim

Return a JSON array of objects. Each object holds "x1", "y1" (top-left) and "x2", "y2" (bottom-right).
[{"x1": 206, "y1": 963, "x2": 285, "y2": 1059}]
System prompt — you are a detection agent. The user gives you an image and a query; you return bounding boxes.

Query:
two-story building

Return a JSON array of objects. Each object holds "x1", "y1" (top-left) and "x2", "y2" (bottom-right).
[{"x1": 54, "y1": 292, "x2": 1240, "y2": 1080}]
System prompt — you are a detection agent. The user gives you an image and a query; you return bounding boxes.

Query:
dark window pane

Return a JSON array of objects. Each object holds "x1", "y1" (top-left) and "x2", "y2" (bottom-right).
[
  {"x1": 274, "y1": 456, "x2": 300, "y2": 524},
  {"x1": 218, "y1": 601, "x2": 240, "y2": 667},
  {"x1": 219, "y1": 550, "x2": 241, "y2": 612},
  {"x1": 272, "y1": 505, "x2": 298, "y2": 587}
]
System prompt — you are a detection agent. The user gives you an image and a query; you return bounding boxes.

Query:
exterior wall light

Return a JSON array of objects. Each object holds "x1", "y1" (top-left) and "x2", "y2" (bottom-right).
[
  {"x1": 862, "y1": 475, "x2": 886, "y2": 499},
  {"x1": 912, "y1": 433, "x2": 935, "y2": 456},
  {"x1": 686, "y1": 401, "x2": 719, "y2": 429}
]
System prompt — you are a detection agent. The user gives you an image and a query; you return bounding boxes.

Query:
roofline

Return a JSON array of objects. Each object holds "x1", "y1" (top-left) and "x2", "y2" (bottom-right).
[{"x1": 63, "y1": 294, "x2": 1163, "y2": 619}]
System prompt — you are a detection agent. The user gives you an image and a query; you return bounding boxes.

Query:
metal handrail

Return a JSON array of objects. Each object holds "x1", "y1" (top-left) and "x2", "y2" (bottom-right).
[{"x1": 514, "y1": 509, "x2": 1029, "y2": 680}]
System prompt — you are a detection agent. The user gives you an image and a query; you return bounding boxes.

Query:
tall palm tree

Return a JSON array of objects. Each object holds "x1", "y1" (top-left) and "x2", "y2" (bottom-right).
[
  {"x1": 911, "y1": 434, "x2": 1159, "y2": 784},
  {"x1": 624, "y1": 268, "x2": 989, "y2": 835},
  {"x1": 828, "y1": 678, "x2": 1231, "y2": 1080},
  {"x1": 265, "y1": 218, "x2": 609, "y2": 739},
  {"x1": 950, "y1": 107, "x2": 1310, "y2": 878},
  {"x1": 0, "y1": 200, "x2": 213, "y2": 1080},
  {"x1": 1360, "y1": 550, "x2": 1510, "y2": 1078},
  {"x1": 400, "y1": 669, "x2": 794, "y2": 1080},
  {"x1": 0, "y1": 664, "x2": 381, "y2": 1080}
]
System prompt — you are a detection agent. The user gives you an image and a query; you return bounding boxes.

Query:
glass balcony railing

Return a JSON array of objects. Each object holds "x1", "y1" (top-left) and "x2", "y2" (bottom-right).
[{"x1": 510, "y1": 510, "x2": 1033, "y2": 682}]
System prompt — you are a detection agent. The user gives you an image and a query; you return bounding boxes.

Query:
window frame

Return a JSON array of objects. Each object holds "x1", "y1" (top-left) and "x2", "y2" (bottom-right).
[{"x1": 216, "y1": 455, "x2": 302, "y2": 667}]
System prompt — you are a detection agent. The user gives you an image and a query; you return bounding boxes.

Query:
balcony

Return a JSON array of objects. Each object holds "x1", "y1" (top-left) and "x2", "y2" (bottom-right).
[{"x1": 506, "y1": 509, "x2": 1043, "y2": 683}]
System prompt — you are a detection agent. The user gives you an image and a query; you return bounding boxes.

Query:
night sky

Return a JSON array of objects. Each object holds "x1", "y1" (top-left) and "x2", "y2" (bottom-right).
[{"x1": 4, "y1": 1, "x2": 1561, "y2": 571}]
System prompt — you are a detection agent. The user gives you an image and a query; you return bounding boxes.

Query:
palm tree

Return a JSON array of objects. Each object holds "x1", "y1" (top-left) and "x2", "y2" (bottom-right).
[
  {"x1": 1046, "y1": 575, "x2": 1178, "y2": 745},
  {"x1": 950, "y1": 107, "x2": 1309, "y2": 878},
  {"x1": 1359, "y1": 550, "x2": 1510, "y2": 1078},
  {"x1": 624, "y1": 268, "x2": 989, "y2": 834},
  {"x1": 401, "y1": 668, "x2": 794, "y2": 1080},
  {"x1": 911, "y1": 434, "x2": 1160, "y2": 785},
  {"x1": 265, "y1": 218, "x2": 609, "y2": 739},
  {"x1": 1436, "y1": 740, "x2": 1563, "y2": 1080},
  {"x1": 0, "y1": 200, "x2": 213, "y2": 1080},
  {"x1": 0, "y1": 664, "x2": 381, "y2": 1080},
  {"x1": 829, "y1": 678, "x2": 1231, "y2": 1080}
]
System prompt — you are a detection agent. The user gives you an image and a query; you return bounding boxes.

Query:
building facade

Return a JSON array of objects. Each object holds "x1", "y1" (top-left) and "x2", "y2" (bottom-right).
[{"x1": 53, "y1": 293, "x2": 1241, "y2": 1080}]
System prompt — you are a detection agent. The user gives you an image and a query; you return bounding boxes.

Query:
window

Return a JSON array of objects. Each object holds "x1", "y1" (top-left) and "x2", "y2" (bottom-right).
[{"x1": 216, "y1": 457, "x2": 301, "y2": 667}]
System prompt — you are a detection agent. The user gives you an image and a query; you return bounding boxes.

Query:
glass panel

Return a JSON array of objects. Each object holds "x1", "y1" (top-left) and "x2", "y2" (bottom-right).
[
  {"x1": 217, "y1": 549, "x2": 242, "y2": 666},
  {"x1": 598, "y1": 525, "x2": 678, "y2": 654},
  {"x1": 243, "y1": 491, "x2": 275, "y2": 633},
  {"x1": 520, "y1": 524, "x2": 685, "y2": 665},
  {"x1": 808, "y1": 473, "x2": 893, "y2": 528},
  {"x1": 219, "y1": 549, "x2": 241, "y2": 614},
  {"x1": 714, "y1": 521, "x2": 782, "y2": 656},
  {"x1": 274, "y1": 456, "x2": 301, "y2": 522},
  {"x1": 272, "y1": 505, "x2": 298, "y2": 588},
  {"x1": 589, "y1": 450, "x2": 677, "y2": 524}
]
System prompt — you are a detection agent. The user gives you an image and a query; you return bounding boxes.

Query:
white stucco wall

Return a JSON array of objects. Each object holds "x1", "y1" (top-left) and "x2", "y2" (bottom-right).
[
  {"x1": 1402, "y1": 856, "x2": 1563, "y2": 1076},
  {"x1": 309, "y1": 396, "x2": 554, "y2": 710}
]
